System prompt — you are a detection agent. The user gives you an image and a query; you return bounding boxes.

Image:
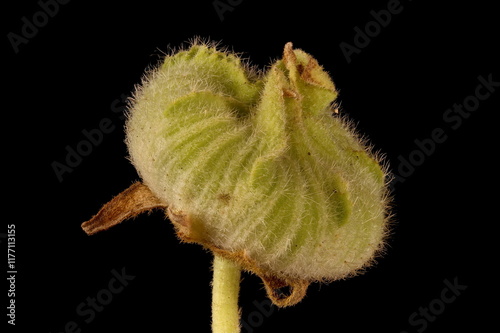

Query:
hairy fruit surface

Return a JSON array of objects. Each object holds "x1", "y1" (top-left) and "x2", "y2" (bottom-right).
[{"x1": 85, "y1": 41, "x2": 391, "y2": 306}]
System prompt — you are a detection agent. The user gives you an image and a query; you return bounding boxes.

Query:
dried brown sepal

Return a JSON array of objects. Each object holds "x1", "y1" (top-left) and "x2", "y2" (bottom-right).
[
  {"x1": 261, "y1": 275, "x2": 309, "y2": 308},
  {"x1": 81, "y1": 182, "x2": 166, "y2": 235},
  {"x1": 207, "y1": 247, "x2": 309, "y2": 307}
]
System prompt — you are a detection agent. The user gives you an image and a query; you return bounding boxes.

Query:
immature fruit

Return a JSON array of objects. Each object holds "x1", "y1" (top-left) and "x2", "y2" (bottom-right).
[{"x1": 83, "y1": 41, "x2": 391, "y2": 306}]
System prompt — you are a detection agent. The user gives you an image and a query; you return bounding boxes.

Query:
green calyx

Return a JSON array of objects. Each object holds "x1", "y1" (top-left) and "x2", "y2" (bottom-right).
[{"x1": 123, "y1": 41, "x2": 390, "y2": 306}]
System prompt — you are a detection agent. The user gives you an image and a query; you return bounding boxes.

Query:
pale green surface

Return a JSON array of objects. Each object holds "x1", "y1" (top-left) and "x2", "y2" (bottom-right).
[
  {"x1": 126, "y1": 43, "x2": 389, "y2": 282},
  {"x1": 211, "y1": 254, "x2": 241, "y2": 333}
]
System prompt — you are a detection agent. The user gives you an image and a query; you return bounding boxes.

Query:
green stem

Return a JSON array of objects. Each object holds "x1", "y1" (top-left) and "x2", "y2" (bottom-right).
[{"x1": 212, "y1": 253, "x2": 241, "y2": 333}]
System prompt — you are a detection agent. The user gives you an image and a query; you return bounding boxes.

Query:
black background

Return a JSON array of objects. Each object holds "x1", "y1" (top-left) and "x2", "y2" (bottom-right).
[{"x1": 4, "y1": 0, "x2": 498, "y2": 332}]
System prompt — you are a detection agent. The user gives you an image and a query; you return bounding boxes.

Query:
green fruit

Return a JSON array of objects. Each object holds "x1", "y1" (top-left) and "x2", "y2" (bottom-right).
[{"x1": 85, "y1": 41, "x2": 391, "y2": 306}]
